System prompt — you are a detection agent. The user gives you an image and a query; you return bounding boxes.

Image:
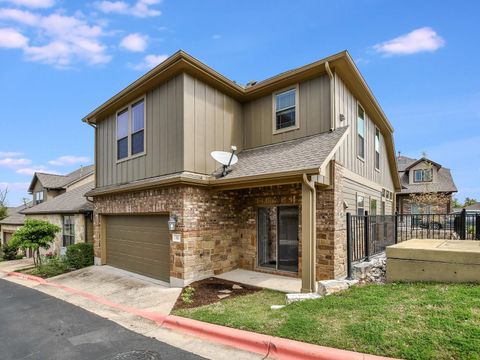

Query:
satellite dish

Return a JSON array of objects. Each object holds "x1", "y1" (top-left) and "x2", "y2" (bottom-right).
[
  {"x1": 211, "y1": 146, "x2": 238, "y2": 177},
  {"x1": 211, "y1": 151, "x2": 238, "y2": 166}
]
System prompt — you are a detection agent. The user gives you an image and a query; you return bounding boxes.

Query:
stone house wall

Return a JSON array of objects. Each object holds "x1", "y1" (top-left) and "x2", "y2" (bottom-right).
[{"x1": 398, "y1": 194, "x2": 452, "y2": 215}]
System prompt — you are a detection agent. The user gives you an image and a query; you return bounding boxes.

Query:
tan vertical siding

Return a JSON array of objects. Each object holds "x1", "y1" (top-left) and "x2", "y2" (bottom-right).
[
  {"x1": 343, "y1": 178, "x2": 394, "y2": 215},
  {"x1": 183, "y1": 73, "x2": 243, "y2": 175},
  {"x1": 334, "y1": 73, "x2": 394, "y2": 191},
  {"x1": 96, "y1": 74, "x2": 184, "y2": 187},
  {"x1": 243, "y1": 74, "x2": 331, "y2": 149}
]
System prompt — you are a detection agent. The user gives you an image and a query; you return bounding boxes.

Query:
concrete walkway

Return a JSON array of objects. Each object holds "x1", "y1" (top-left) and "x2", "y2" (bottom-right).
[
  {"x1": 0, "y1": 258, "x2": 34, "y2": 272},
  {"x1": 216, "y1": 269, "x2": 301, "y2": 293}
]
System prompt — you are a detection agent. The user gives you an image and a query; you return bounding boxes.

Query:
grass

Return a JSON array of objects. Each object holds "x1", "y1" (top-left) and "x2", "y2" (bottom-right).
[
  {"x1": 21, "y1": 257, "x2": 72, "y2": 278},
  {"x1": 173, "y1": 283, "x2": 480, "y2": 360}
]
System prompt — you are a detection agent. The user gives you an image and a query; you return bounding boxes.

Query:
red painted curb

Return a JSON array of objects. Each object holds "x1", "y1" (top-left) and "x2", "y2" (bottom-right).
[{"x1": 2, "y1": 270, "x2": 397, "y2": 360}]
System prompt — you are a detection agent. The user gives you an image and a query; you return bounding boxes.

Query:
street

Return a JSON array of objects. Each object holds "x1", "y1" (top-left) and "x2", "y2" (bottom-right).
[{"x1": 0, "y1": 279, "x2": 204, "y2": 360}]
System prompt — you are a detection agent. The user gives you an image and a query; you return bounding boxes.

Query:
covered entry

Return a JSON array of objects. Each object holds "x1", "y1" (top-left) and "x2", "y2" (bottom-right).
[{"x1": 106, "y1": 215, "x2": 170, "y2": 282}]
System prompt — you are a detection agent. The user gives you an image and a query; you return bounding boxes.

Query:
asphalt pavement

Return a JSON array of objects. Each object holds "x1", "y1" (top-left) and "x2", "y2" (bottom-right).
[{"x1": 0, "y1": 279, "x2": 205, "y2": 360}]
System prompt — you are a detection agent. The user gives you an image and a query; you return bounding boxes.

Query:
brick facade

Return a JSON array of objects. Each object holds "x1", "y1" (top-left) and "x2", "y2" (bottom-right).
[{"x1": 93, "y1": 167, "x2": 348, "y2": 286}]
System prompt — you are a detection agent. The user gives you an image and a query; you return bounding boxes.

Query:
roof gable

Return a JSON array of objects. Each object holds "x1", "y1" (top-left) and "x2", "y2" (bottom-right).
[{"x1": 27, "y1": 165, "x2": 94, "y2": 193}]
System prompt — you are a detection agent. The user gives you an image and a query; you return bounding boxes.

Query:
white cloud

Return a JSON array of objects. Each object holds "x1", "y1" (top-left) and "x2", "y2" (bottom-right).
[
  {"x1": 95, "y1": 0, "x2": 161, "y2": 18},
  {"x1": 16, "y1": 166, "x2": 60, "y2": 175},
  {"x1": 0, "y1": 0, "x2": 55, "y2": 8},
  {"x1": 120, "y1": 33, "x2": 147, "y2": 52},
  {"x1": 130, "y1": 53, "x2": 168, "y2": 70},
  {"x1": 0, "y1": 151, "x2": 23, "y2": 158},
  {"x1": 0, "y1": 181, "x2": 30, "y2": 192},
  {"x1": 0, "y1": 157, "x2": 31, "y2": 167},
  {"x1": 48, "y1": 155, "x2": 90, "y2": 166},
  {"x1": 373, "y1": 27, "x2": 445, "y2": 56},
  {"x1": 0, "y1": 27, "x2": 28, "y2": 48},
  {"x1": 0, "y1": 9, "x2": 111, "y2": 66}
]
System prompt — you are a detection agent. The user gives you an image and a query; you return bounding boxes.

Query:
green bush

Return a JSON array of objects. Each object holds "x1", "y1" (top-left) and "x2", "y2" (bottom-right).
[
  {"x1": 28, "y1": 256, "x2": 70, "y2": 278},
  {"x1": 1, "y1": 241, "x2": 19, "y2": 261},
  {"x1": 65, "y1": 243, "x2": 94, "y2": 269}
]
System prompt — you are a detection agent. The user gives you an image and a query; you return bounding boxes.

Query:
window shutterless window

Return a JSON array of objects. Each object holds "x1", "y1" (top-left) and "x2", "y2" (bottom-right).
[
  {"x1": 357, "y1": 104, "x2": 365, "y2": 159},
  {"x1": 35, "y1": 191, "x2": 44, "y2": 204},
  {"x1": 370, "y1": 198, "x2": 377, "y2": 216},
  {"x1": 414, "y1": 168, "x2": 433, "y2": 182},
  {"x1": 62, "y1": 215, "x2": 75, "y2": 247},
  {"x1": 375, "y1": 127, "x2": 380, "y2": 170},
  {"x1": 273, "y1": 87, "x2": 298, "y2": 132},
  {"x1": 116, "y1": 98, "x2": 145, "y2": 161},
  {"x1": 357, "y1": 194, "x2": 365, "y2": 216}
]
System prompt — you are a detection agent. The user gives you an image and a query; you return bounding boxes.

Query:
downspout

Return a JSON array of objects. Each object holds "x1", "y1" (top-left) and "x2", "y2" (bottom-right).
[
  {"x1": 325, "y1": 61, "x2": 335, "y2": 131},
  {"x1": 301, "y1": 173, "x2": 317, "y2": 293}
]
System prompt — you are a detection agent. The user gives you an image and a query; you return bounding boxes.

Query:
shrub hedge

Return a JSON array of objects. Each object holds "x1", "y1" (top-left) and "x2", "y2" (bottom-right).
[{"x1": 65, "y1": 243, "x2": 94, "y2": 269}]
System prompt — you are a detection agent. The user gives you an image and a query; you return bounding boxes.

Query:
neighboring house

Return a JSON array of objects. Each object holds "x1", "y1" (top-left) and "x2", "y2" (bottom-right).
[
  {"x1": 82, "y1": 50, "x2": 401, "y2": 291},
  {"x1": 19, "y1": 166, "x2": 95, "y2": 255},
  {"x1": 396, "y1": 155, "x2": 457, "y2": 214},
  {"x1": 0, "y1": 203, "x2": 29, "y2": 246},
  {"x1": 452, "y1": 202, "x2": 480, "y2": 214}
]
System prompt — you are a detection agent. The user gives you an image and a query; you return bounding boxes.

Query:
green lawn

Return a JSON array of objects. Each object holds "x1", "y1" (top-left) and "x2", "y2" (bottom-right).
[{"x1": 173, "y1": 283, "x2": 480, "y2": 360}]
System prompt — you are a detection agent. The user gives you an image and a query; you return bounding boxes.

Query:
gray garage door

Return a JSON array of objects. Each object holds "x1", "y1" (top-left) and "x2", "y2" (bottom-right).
[{"x1": 106, "y1": 215, "x2": 170, "y2": 282}]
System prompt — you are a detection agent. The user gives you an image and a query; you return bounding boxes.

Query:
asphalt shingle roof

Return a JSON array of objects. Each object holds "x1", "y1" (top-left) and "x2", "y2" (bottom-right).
[
  {"x1": 0, "y1": 203, "x2": 30, "y2": 225},
  {"x1": 22, "y1": 182, "x2": 94, "y2": 215},
  {"x1": 219, "y1": 126, "x2": 349, "y2": 180},
  {"x1": 29, "y1": 165, "x2": 94, "y2": 192},
  {"x1": 397, "y1": 156, "x2": 457, "y2": 194}
]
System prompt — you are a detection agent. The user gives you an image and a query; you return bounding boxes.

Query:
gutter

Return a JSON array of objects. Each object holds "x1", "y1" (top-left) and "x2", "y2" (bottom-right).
[{"x1": 324, "y1": 61, "x2": 335, "y2": 131}]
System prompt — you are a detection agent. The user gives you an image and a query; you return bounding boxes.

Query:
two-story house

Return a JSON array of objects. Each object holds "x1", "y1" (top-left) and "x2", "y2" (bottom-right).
[
  {"x1": 396, "y1": 155, "x2": 457, "y2": 214},
  {"x1": 20, "y1": 165, "x2": 95, "y2": 254},
  {"x1": 83, "y1": 50, "x2": 401, "y2": 292}
]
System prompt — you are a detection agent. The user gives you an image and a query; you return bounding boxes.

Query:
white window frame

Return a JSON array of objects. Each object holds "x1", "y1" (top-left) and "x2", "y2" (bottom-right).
[
  {"x1": 116, "y1": 95, "x2": 146, "y2": 163},
  {"x1": 356, "y1": 193, "x2": 365, "y2": 216},
  {"x1": 272, "y1": 85, "x2": 300, "y2": 135},
  {"x1": 357, "y1": 103, "x2": 366, "y2": 160},
  {"x1": 35, "y1": 191, "x2": 44, "y2": 204},
  {"x1": 413, "y1": 168, "x2": 433, "y2": 183},
  {"x1": 374, "y1": 127, "x2": 380, "y2": 171}
]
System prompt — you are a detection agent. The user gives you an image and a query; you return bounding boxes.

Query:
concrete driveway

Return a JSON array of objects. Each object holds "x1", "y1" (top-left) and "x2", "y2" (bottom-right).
[{"x1": 49, "y1": 265, "x2": 182, "y2": 315}]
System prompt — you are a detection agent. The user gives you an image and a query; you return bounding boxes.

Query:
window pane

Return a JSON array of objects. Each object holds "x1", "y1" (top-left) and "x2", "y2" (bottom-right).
[
  {"x1": 375, "y1": 152, "x2": 380, "y2": 169},
  {"x1": 257, "y1": 207, "x2": 277, "y2": 269},
  {"x1": 276, "y1": 89, "x2": 295, "y2": 111},
  {"x1": 370, "y1": 199, "x2": 377, "y2": 216},
  {"x1": 357, "y1": 134, "x2": 365, "y2": 158},
  {"x1": 357, "y1": 195, "x2": 365, "y2": 215},
  {"x1": 414, "y1": 170, "x2": 422, "y2": 182},
  {"x1": 117, "y1": 137, "x2": 128, "y2": 159},
  {"x1": 425, "y1": 169, "x2": 433, "y2": 181},
  {"x1": 277, "y1": 206, "x2": 299, "y2": 272},
  {"x1": 375, "y1": 129, "x2": 380, "y2": 152},
  {"x1": 276, "y1": 108, "x2": 296, "y2": 130},
  {"x1": 117, "y1": 109, "x2": 128, "y2": 139},
  {"x1": 132, "y1": 100, "x2": 144, "y2": 132},
  {"x1": 131, "y1": 130, "x2": 144, "y2": 155}
]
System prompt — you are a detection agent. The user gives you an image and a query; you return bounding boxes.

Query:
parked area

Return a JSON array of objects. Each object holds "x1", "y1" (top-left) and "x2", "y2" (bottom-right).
[{"x1": 174, "y1": 282, "x2": 480, "y2": 360}]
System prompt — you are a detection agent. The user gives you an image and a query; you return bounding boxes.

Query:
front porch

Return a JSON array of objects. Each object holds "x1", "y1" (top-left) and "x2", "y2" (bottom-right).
[{"x1": 216, "y1": 269, "x2": 302, "y2": 293}]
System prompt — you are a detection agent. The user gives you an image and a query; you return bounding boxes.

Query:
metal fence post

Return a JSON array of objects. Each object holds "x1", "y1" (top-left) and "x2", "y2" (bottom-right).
[
  {"x1": 364, "y1": 211, "x2": 370, "y2": 261},
  {"x1": 394, "y1": 211, "x2": 398, "y2": 244},
  {"x1": 346, "y1": 212, "x2": 353, "y2": 279},
  {"x1": 461, "y1": 209, "x2": 467, "y2": 240},
  {"x1": 476, "y1": 214, "x2": 480, "y2": 241}
]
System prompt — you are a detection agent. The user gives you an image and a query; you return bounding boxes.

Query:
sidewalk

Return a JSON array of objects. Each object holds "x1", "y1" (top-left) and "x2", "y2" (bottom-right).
[{"x1": 1, "y1": 266, "x2": 397, "y2": 360}]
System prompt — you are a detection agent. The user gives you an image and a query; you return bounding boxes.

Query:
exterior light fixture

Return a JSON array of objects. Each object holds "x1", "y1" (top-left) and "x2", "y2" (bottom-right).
[{"x1": 168, "y1": 215, "x2": 177, "y2": 231}]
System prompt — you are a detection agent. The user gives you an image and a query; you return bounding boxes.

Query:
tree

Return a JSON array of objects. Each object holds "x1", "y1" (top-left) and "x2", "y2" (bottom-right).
[
  {"x1": 452, "y1": 197, "x2": 462, "y2": 209},
  {"x1": 0, "y1": 187, "x2": 7, "y2": 221},
  {"x1": 11, "y1": 219, "x2": 60, "y2": 266},
  {"x1": 464, "y1": 197, "x2": 477, "y2": 207}
]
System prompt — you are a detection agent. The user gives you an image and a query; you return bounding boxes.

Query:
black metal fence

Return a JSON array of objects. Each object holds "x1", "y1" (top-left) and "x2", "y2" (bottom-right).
[{"x1": 346, "y1": 209, "x2": 480, "y2": 278}]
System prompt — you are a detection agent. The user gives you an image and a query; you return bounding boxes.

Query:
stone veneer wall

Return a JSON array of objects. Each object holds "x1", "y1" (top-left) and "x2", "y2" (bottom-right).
[
  {"x1": 93, "y1": 177, "x2": 350, "y2": 285},
  {"x1": 398, "y1": 194, "x2": 452, "y2": 215},
  {"x1": 315, "y1": 162, "x2": 347, "y2": 280}
]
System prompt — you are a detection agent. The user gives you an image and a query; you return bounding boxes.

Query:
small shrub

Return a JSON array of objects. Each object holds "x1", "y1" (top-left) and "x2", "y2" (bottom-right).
[
  {"x1": 65, "y1": 243, "x2": 94, "y2": 269},
  {"x1": 2, "y1": 241, "x2": 19, "y2": 261},
  {"x1": 181, "y1": 286, "x2": 196, "y2": 304},
  {"x1": 28, "y1": 256, "x2": 70, "y2": 278}
]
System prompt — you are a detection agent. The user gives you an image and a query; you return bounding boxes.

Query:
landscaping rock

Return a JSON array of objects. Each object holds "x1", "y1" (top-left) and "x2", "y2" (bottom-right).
[
  {"x1": 232, "y1": 284, "x2": 243, "y2": 290},
  {"x1": 218, "y1": 289, "x2": 232, "y2": 294},
  {"x1": 270, "y1": 305, "x2": 285, "y2": 310},
  {"x1": 285, "y1": 293, "x2": 321, "y2": 304},
  {"x1": 217, "y1": 294, "x2": 230, "y2": 299},
  {"x1": 352, "y1": 254, "x2": 387, "y2": 284},
  {"x1": 317, "y1": 279, "x2": 358, "y2": 296}
]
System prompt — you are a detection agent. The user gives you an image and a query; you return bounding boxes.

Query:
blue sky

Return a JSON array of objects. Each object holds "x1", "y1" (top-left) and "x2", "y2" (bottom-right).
[{"x1": 0, "y1": 0, "x2": 479, "y2": 206}]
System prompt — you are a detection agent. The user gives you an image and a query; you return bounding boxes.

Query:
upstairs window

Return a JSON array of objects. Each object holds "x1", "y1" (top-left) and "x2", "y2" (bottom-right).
[
  {"x1": 62, "y1": 215, "x2": 75, "y2": 247},
  {"x1": 116, "y1": 98, "x2": 145, "y2": 160},
  {"x1": 35, "y1": 191, "x2": 44, "y2": 205},
  {"x1": 357, "y1": 104, "x2": 365, "y2": 159},
  {"x1": 374, "y1": 127, "x2": 380, "y2": 170},
  {"x1": 357, "y1": 194, "x2": 365, "y2": 216},
  {"x1": 414, "y1": 168, "x2": 433, "y2": 182},
  {"x1": 274, "y1": 87, "x2": 298, "y2": 132}
]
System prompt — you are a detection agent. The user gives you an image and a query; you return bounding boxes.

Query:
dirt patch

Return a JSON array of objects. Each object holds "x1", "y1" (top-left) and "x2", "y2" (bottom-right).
[{"x1": 173, "y1": 277, "x2": 261, "y2": 310}]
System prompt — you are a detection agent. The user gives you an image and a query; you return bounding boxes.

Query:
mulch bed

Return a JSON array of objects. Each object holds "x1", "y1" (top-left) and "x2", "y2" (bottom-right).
[{"x1": 173, "y1": 277, "x2": 261, "y2": 310}]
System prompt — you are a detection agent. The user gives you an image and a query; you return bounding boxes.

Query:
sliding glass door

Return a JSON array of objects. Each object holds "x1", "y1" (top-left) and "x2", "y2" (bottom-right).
[{"x1": 257, "y1": 206, "x2": 299, "y2": 272}]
